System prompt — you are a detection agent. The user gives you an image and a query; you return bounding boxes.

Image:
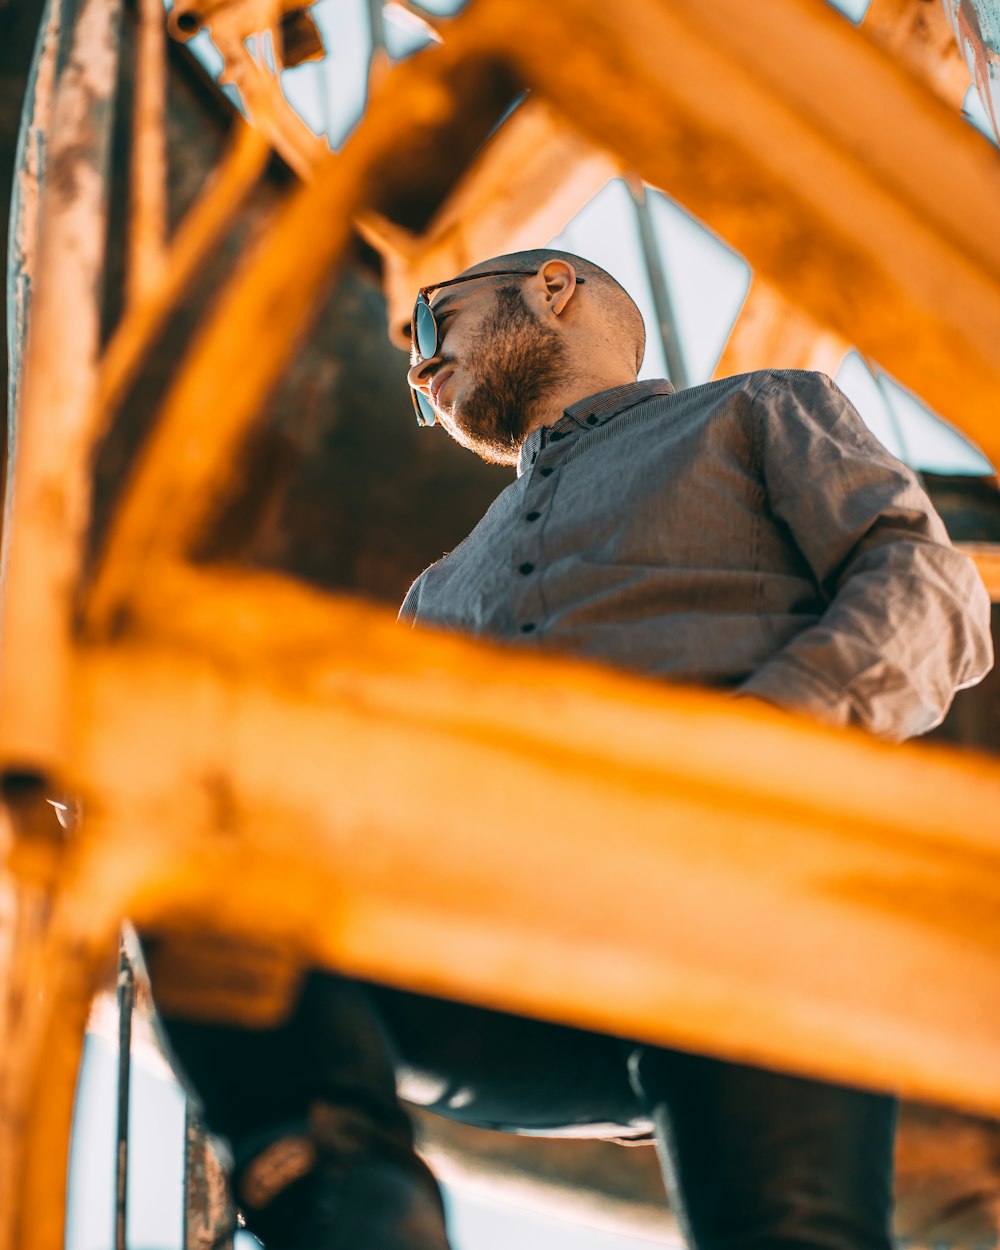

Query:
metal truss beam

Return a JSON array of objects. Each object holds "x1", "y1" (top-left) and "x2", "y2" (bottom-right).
[
  {"x1": 959, "y1": 542, "x2": 1000, "y2": 600},
  {"x1": 67, "y1": 565, "x2": 1000, "y2": 1120},
  {"x1": 862, "y1": 0, "x2": 972, "y2": 109},
  {"x1": 423, "y1": 0, "x2": 1000, "y2": 468}
]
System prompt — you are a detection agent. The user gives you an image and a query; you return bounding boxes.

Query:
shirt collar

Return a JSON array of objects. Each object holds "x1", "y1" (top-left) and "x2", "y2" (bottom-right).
[{"x1": 516, "y1": 378, "x2": 676, "y2": 477}]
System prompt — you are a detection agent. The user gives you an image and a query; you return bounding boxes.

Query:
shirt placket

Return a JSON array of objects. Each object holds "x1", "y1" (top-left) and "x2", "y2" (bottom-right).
[{"x1": 511, "y1": 423, "x2": 577, "y2": 637}]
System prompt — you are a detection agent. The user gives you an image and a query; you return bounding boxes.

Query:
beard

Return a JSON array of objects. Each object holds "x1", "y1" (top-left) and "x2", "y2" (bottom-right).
[{"x1": 448, "y1": 286, "x2": 571, "y2": 465}]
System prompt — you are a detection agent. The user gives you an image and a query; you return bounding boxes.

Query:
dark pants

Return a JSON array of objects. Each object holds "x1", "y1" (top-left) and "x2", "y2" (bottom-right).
[{"x1": 160, "y1": 970, "x2": 898, "y2": 1250}]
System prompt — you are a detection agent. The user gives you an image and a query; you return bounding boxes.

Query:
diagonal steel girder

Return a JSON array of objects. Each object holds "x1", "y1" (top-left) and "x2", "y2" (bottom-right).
[
  {"x1": 10, "y1": 558, "x2": 1000, "y2": 1249},
  {"x1": 71, "y1": 564, "x2": 1000, "y2": 1122},
  {"x1": 487, "y1": 0, "x2": 1000, "y2": 469},
  {"x1": 358, "y1": 0, "x2": 1000, "y2": 469}
]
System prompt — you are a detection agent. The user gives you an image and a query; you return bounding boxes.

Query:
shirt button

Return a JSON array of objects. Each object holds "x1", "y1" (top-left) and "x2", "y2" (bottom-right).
[
  {"x1": 518, "y1": 562, "x2": 535, "y2": 575},
  {"x1": 586, "y1": 414, "x2": 599, "y2": 425},
  {"x1": 520, "y1": 623, "x2": 536, "y2": 633},
  {"x1": 525, "y1": 511, "x2": 541, "y2": 522},
  {"x1": 540, "y1": 467, "x2": 554, "y2": 477},
  {"x1": 549, "y1": 431, "x2": 566, "y2": 442}
]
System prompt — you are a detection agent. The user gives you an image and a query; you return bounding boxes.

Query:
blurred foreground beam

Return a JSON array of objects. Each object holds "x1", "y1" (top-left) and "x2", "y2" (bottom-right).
[
  {"x1": 712, "y1": 278, "x2": 849, "y2": 380},
  {"x1": 67, "y1": 565, "x2": 1000, "y2": 1115},
  {"x1": 489, "y1": 0, "x2": 1000, "y2": 467},
  {"x1": 862, "y1": 0, "x2": 972, "y2": 109},
  {"x1": 0, "y1": 0, "x2": 122, "y2": 775},
  {"x1": 959, "y1": 542, "x2": 1000, "y2": 601}
]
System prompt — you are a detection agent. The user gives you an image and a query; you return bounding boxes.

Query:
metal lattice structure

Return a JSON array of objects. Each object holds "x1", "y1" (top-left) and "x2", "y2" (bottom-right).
[{"x1": 3, "y1": 1, "x2": 1000, "y2": 1247}]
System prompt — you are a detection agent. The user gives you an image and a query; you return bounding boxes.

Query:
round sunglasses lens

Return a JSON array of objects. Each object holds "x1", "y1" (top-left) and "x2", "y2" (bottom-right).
[
  {"x1": 415, "y1": 301, "x2": 438, "y2": 360},
  {"x1": 414, "y1": 388, "x2": 436, "y2": 427}
]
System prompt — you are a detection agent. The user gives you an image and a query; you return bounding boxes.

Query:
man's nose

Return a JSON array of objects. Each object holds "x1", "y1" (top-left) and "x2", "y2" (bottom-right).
[{"x1": 406, "y1": 355, "x2": 438, "y2": 391}]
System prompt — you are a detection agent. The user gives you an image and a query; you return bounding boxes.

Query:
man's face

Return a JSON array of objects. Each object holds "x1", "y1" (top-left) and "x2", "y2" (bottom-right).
[{"x1": 407, "y1": 277, "x2": 570, "y2": 466}]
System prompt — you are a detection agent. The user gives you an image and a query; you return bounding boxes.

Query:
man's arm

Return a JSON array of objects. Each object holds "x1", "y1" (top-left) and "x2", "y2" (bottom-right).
[{"x1": 736, "y1": 371, "x2": 993, "y2": 742}]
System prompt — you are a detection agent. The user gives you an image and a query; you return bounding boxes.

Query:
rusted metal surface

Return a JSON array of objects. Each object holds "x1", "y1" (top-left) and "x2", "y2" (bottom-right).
[
  {"x1": 278, "y1": 8, "x2": 324, "y2": 69},
  {"x1": 0, "y1": 0, "x2": 122, "y2": 779},
  {"x1": 82, "y1": 942, "x2": 239, "y2": 1250},
  {"x1": 4, "y1": 0, "x2": 60, "y2": 436},
  {"x1": 0, "y1": 840, "x2": 116, "y2": 1250},
  {"x1": 210, "y1": 23, "x2": 324, "y2": 178}
]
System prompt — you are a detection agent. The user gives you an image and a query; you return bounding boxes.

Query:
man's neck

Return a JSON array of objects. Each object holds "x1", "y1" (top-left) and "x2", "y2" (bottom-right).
[{"x1": 523, "y1": 370, "x2": 639, "y2": 439}]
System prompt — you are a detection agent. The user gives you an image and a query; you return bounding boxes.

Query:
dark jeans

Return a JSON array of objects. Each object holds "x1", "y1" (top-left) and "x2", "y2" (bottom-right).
[{"x1": 160, "y1": 970, "x2": 898, "y2": 1250}]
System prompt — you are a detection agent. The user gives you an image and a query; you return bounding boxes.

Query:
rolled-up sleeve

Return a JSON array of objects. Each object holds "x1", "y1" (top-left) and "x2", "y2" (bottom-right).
[{"x1": 737, "y1": 372, "x2": 994, "y2": 741}]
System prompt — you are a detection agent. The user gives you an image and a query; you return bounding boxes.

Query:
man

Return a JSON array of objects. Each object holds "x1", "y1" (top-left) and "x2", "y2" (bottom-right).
[{"x1": 161, "y1": 249, "x2": 992, "y2": 1250}]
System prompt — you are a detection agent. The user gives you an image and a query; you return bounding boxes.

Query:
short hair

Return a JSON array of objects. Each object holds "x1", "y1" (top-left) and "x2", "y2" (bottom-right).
[{"x1": 460, "y1": 249, "x2": 646, "y2": 371}]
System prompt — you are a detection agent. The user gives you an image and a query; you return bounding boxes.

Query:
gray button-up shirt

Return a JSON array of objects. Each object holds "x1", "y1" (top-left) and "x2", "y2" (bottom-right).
[{"x1": 400, "y1": 371, "x2": 993, "y2": 741}]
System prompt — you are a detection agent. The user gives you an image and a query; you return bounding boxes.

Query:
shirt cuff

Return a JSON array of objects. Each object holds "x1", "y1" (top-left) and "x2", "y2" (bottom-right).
[{"x1": 734, "y1": 657, "x2": 849, "y2": 730}]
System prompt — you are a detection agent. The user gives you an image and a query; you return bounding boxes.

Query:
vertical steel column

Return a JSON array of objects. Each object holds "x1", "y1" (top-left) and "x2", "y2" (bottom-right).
[
  {"x1": 0, "y1": 0, "x2": 124, "y2": 778},
  {"x1": 115, "y1": 944, "x2": 135, "y2": 1250},
  {"x1": 628, "y1": 177, "x2": 689, "y2": 390}
]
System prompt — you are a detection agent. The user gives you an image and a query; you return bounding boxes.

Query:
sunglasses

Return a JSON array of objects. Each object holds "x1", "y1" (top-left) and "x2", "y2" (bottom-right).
[{"x1": 408, "y1": 269, "x2": 585, "y2": 427}]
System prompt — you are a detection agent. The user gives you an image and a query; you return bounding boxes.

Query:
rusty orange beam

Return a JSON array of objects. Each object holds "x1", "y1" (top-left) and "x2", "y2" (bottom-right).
[
  {"x1": 712, "y1": 278, "x2": 849, "y2": 381},
  {"x1": 862, "y1": 0, "x2": 972, "y2": 109},
  {"x1": 99, "y1": 119, "x2": 271, "y2": 417},
  {"x1": 0, "y1": 0, "x2": 123, "y2": 776},
  {"x1": 70, "y1": 564, "x2": 1000, "y2": 1119},
  {"x1": 491, "y1": 0, "x2": 1000, "y2": 469},
  {"x1": 959, "y1": 543, "x2": 1000, "y2": 602},
  {"x1": 129, "y1": 0, "x2": 169, "y2": 304}
]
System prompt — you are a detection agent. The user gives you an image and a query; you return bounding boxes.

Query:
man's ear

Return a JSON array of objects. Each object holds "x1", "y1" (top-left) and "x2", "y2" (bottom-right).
[{"x1": 538, "y1": 259, "x2": 578, "y2": 316}]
